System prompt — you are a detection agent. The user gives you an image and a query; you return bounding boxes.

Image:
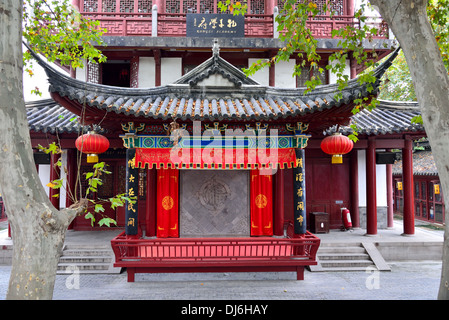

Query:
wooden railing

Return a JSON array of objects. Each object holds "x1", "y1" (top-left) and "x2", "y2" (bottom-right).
[
  {"x1": 111, "y1": 222, "x2": 321, "y2": 281},
  {"x1": 82, "y1": 12, "x2": 153, "y2": 36},
  {"x1": 80, "y1": 10, "x2": 389, "y2": 39}
]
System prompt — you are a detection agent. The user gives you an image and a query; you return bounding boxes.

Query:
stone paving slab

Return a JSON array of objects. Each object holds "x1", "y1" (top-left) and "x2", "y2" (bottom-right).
[{"x1": 0, "y1": 261, "x2": 442, "y2": 300}]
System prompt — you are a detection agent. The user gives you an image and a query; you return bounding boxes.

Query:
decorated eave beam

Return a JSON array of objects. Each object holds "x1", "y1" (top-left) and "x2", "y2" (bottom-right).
[
  {"x1": 120, "y1": 121, "x2": 311, "y2": 170},
  {"x1": 27, "y1": 43, "x2": 400, "y2": 132}
]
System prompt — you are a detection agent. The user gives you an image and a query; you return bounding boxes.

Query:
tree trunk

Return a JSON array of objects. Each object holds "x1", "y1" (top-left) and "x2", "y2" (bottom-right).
[
  {"x1": 370, "y1": 0, "x2": 449, "y2": 299},
  {"x1": 0, "y1": 0, "x2": 86, "y2": 300}
]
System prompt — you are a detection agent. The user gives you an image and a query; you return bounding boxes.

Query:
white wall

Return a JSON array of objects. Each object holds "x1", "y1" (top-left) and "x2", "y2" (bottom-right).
[
  {"x1": 161, "y1": 57, "x2": 182, "y2": 85},
  {"x1": 248, "y1": 58, "x2": 269, "y2": 86},
  {"x1": 75, "y1": 60, "x2": 87, "y2": 82},
  {"x1": 328, "y1": 58, "x2": 351, "y2": 84},
  {"x1": 357, "y1": 149, "x2": 388, "y2": 207},
  {"x1": 38, "y1": 164, "x2": 51, "y2": 197},
  {"x1": 274, "y1": 59, "x2": 296, "y2": 88},
  {"x1": 36, "y1": 150, "x2": 68, "y2": 209},
  {"x1": 138, "y1": 57, "x2": 155, "y2": 88}
]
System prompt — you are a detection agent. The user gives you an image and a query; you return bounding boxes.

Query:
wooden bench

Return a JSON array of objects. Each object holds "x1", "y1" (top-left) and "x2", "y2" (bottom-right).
[{"x1": 111, "y1": 225, "x2": 320, "y2": 282}]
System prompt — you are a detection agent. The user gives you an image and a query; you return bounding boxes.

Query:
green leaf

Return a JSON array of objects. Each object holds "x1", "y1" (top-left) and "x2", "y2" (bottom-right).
[
  {"x1": 98, "y1": 218, "x2": 117, "y2": 227},
  {"x1": 85, "y1": 212, "x2": 95, "y2": 227},
  {"x1": 94, "y1": 204, "x2": 105, "y2": 213}
]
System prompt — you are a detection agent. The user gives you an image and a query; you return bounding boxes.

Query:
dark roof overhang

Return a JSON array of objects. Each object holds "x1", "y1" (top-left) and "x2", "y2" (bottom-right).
[{"x1": 27, "y1": 43, "x2": 399, "y2": 134}]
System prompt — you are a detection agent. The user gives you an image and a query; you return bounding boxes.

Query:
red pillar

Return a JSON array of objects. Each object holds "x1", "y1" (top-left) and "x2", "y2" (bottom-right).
[
  {"x1": 49, "y1": 152, "x2": 61, "y2": 210},
  {"x1": 274, "y1": 168, "x2": 284, "y2": 236},
  {"x1": 402, "y1": 139, "x2": 415, "y2": 235},
  {"x1": 350, "y1": 150, "x2": 360, "y2": 228},
  {"x1": 386, "y1": 150, "x2": 394, "y2": 229},
  {"x1": 366, "y1": 139, "x2": 377, "y2": 235}
]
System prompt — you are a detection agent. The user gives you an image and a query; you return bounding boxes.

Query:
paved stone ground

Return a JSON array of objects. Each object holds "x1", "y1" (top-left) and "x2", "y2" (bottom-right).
[
  {"x1": 0, "y1": 219, "x2": 443, "y2": 304},
  {"x1": 0, "y1": 261, "x2": 442, "y2": 301}
]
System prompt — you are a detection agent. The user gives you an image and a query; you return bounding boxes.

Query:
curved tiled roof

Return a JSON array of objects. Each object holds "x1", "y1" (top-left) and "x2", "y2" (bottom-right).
[
  {"x1": 29, "y1": 44, "x2": 400, "y2": 122},
  {"x1": 26, "y1": 99, "x2": 81, "y2": 134},
  {"x1": 393, "y1": 150, "x2": 438, "y2": 176},
  {"x1": 327, "y1": 99, "x2": 424, "y2": 135}
]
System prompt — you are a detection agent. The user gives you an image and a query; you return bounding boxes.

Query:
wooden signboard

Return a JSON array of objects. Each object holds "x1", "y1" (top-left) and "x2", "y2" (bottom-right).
[{"x1": 187, "y1": 13, "x2": 245, "y2": 37}]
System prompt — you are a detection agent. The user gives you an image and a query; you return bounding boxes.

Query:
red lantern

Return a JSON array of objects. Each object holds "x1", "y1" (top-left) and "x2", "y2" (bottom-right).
[
  {"x1": 320, "y1": 133, "x2": 353, "y2": 164},
  {"x1": 75, "y1": 131, "x2": 110, "y2": 163}
]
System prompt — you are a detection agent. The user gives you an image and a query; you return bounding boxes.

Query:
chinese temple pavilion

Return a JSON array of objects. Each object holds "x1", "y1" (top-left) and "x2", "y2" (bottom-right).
[
  {"x1": 23, "y1": 0, "x2": 426, "y2": 280},
  {"x1": 25, "y1": 41, "x2": 405, "y2": 280}
]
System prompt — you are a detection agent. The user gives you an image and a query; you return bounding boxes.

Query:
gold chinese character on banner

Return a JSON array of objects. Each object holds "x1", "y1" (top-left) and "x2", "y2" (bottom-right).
[
  {"x1": 128, "y1": 187, "x2": 135, "y2": 197},
  {"x1": 296, "y1": 158, "x2": 303, "y2": 168},
  {"x1": 297, "y1": 187, "x2": 303, "y2": 197},
  {"x1": 296, "y1": 201, "x2": 304, "y2": 211},
  {"x1": 227, "y1": 19, "x2": 237, "y2": 27},
  {"x1": 296, "y1": 215, "x2": 304, "y2": 226},
  {"x1": 127, "y1": 218, "x2": 135, "y2": 227},
  {"x1": 296, "y1": 173, "x2": 303, "y2": 182},
  {"x1": 128, "y1": 202, "x2": 136, "y2": 212},
  {"x1": 129, "y1": 174, "x2": 135, "y2": 183},
  {"x1": 128, "y1": 156, "x2": 136, "y2": 169},
  {"x1": 198, "y1": 17, "x2": 207, "y2": 29}
]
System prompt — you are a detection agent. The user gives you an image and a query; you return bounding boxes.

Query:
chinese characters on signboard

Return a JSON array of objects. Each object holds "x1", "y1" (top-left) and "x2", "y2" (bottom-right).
[
  {"x1": 186, "y1": 13, "x2": 245, "y2": 38},
  {"x1": 293, "y1": 148, "x2": 307, "y2": 234},
  {"x1": 125, "y1": 148, "x2": 138, "y2": 235}
]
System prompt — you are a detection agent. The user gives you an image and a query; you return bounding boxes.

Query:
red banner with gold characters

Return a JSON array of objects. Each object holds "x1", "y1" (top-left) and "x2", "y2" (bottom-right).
[
  {"x1": 135, "y1": 148, "x2": 297, "y2": 169},
  {"x1": 157, "y1": 168, "x2": 179, "y2": 237},
  {"x1": 250, "y1": 170, "x2": 273, "y2": 236}
]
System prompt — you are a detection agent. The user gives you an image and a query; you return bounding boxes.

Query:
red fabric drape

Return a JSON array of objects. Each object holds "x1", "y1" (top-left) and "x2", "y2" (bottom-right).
[
  {"x1": 135, "y1": 148, "x2": 297, "y2": 169},
  {"x1": 157, "y1": 168, "x2": 179, "y2": 237},
  {"x1": 250, "y1": 170, "x2": 273, "y2": 236}
]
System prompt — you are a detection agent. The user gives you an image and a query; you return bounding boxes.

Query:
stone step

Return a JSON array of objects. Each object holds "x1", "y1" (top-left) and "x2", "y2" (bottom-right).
[
  {"x1": 57, "y1": 244, "x2": 121, "y2": 274},
  {"x1": 57, "y1": 262, "x2": 111, "y2": 271},
  {"x1": 313, "y1": 266, "x2": 377, "y2": 272},
  {"x1": 318, "y1": 247, "x2": 367, "y2": 254},
  {"x1": 317, "y1": 253, "x2": 370, "y2": 260},
  {"x1": 319, "y1": 259, "x2": 375, "y2": 268},
  {"x1": 309, "y1": 242, "x2": 391, "y2": 272},
  {"x1": 61, "y1": 249, "x2": 113, "y2": 257},
  {"x1": 59, "y1": 256, "x2": 112, "y2": 264}
]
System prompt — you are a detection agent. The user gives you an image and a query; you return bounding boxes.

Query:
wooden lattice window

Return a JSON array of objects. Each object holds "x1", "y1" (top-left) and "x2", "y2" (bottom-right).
[
  {"x1": 249, "y1": 0, "x2": 265, "y2": 14},
  {"x1": 87, "y1": 61, "x2": 100, "y2": 84},
  {"x1": 165, "y1": 0, "x2": 244, "y2": 14},
  {"x1": 120, "y1": 0, "x2": 135, "y2": 13},
  {"x1": 83, "y1": 0, "x2": 98, "y2": 12},
  {"x1": 328, "y1": 0, "x2": 344, "y2": 15},
  {"x1": 166, "y1": 0, "x2": 181, "y2": 13},
  {"x1": 138, "y1": 0, "x2": 152, "y2": 13},
  {"x1": 199, "y1": 0, "x2": 214, "y2": 13},
  {"x1": 277, "y1": 0, "x2": 345, "y2": 15},
  {"x1": 296, "y1": 65, "x2": 327, "y2": 87},
  {"x1": 130, "y1": 57, "x2": 139, "y2": 88},
  {"x1": 102, "y1": 0, "x2": 116, "y2": 12}
]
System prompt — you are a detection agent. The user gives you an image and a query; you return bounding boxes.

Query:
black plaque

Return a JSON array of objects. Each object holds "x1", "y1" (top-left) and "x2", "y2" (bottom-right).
[
  {"x1": 376, "y1": 151, "x2": 396, "y2": 164},
  {"x1": 186, "y1": 13, "x2": 245, "y2": 38},
  {"x1": 293, "y1": 148, "x2": 307, "y2": 235},
  {"x1": 125, "y1": 148, "x2": 139, "y2": 235}
]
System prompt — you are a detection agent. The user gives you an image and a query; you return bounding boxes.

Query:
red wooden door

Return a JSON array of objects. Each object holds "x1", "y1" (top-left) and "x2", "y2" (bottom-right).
[{"x1": 305, "y1": 152, "x2": 351, "y2": 229}]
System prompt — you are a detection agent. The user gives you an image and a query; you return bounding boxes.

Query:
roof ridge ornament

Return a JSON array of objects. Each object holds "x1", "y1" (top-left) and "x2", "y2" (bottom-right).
[{"x1": 212, "y1": 38, "x2": 220, "y2": 61}]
